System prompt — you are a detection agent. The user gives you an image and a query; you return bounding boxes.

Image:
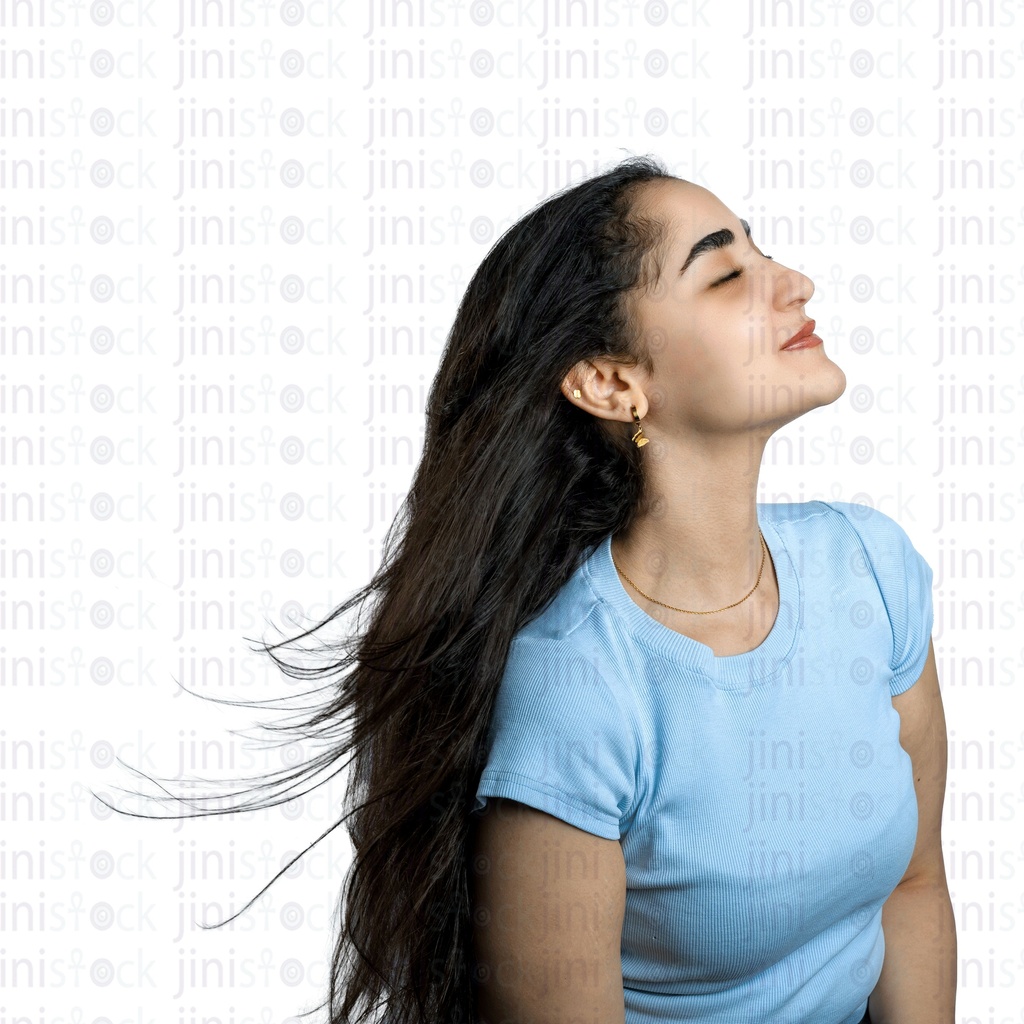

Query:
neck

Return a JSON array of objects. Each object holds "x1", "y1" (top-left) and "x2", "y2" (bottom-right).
[{"x1": 611, "y1": 430, "x2": 772, "y2": 610}]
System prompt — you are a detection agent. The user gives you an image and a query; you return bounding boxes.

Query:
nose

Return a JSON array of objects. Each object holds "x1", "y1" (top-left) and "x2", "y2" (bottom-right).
[{"x1": 774, "y1": 262, "x2": 814, "y2": 310}]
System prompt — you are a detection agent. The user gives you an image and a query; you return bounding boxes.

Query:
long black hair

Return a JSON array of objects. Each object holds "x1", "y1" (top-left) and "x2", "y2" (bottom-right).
[{"x1": 103, "y1": 154, "x2": 676, "y2": 1024}]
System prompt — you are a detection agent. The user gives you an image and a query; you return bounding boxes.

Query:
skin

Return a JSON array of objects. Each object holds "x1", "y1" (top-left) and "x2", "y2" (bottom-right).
[
  {"x1": 870, "y1": 640, "x2": 956, "y2": 1022},
  {"x1": 563, "y1": 177, "x2": 847, "y2": 653},
  {"x1": 470, "y1": 178, "x2": 954, "y2": 1023},
  {"x1": 471, "y1": 797, "x2": 628, "y2": 1024}
]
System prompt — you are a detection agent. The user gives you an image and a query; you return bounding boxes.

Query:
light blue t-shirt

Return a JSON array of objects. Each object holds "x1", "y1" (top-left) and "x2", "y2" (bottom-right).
[{"x1": 473, "y1": 501, "x2": 935, "y2": 1024}]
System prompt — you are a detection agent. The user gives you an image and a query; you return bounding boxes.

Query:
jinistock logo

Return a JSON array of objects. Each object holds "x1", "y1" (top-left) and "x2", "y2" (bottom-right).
[{"x1": 3, "y1": 0, "x2": 1021, "y2": 1018}]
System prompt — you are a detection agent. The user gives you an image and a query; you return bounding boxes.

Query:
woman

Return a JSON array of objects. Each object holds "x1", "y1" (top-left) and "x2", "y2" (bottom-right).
[
  {"x1": 463, "y1": 159, "x2": 956, "y2": 1023},
  {"x1": 114, "y1": 156, "x2": 955, "y2": 1023}
]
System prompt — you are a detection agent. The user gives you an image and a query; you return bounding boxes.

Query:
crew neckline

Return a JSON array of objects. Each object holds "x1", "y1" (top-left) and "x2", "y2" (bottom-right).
[{"x1": 582, "y1": 505, "x2": 801, "y2": 690}]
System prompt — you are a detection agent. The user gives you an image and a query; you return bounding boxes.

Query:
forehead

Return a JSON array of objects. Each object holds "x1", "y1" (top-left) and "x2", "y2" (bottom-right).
[{"x1": 640, "y1": 178, "x2": 739, "y2": 246}]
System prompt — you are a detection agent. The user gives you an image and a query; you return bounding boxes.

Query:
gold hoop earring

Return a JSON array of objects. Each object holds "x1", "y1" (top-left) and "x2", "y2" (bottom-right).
[{"x1": 630, "y1": 406, "x2": 649, "y2": 448}]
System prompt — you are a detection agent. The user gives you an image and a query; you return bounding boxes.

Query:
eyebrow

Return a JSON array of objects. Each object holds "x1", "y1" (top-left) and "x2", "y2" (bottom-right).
[{"x1": 679, "y1": 218, "x2": 752, "y2": 277}]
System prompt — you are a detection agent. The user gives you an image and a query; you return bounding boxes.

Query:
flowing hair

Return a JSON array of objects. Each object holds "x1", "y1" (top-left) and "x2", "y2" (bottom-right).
[{"x1": 102, "y1": 154, "x2": 676, "y2": 1024}]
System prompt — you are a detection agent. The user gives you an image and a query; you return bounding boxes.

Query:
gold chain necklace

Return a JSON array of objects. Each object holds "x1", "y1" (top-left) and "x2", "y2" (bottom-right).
[{"x1": 611, "y1": 532, "x2": 768, "y2": 615}]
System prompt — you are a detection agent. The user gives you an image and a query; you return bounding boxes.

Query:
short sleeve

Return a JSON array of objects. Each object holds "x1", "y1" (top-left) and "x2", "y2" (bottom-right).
[
  {"x1": 824, "y1": 501, "x2": 935, "y2": 697},
  {"x1": 472, "y1": 636, "x2": 639, "y2": 840}
]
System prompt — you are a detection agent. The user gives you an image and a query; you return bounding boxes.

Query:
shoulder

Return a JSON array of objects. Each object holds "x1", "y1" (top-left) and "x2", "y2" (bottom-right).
[
  {"x1": 761, "y1": 499, "x2": 916, "y2": 563},
  {"x1": 776, "y1": 502, "x2": 933, "y2": 691},
  {"x1": 478, "y1": 633, "x2": 646, "y2": 838},
  {"x1": 497, "y1": 633, "x2": 638, "y2": 735},
  {"x1": 760, "y1": 498, "x2": 900, "y2": 535},
  {"x1": 517, "y1": 546, "x2": 606, "y2": 645},
  {"x1": 765, "y1": 497, "x2": 930, "y2": 593},
  {"x1": 811, "y1": 501, "x2": 929, "y2": 588},
  {"x1": 510, "y1": 543, "x2": 641, "y2": 711},
  {"x1": 813, "y1": 499, "x2": 913, "y2": 547},
  {"x1": 501, "y1": 633, "x2": 603, "y2": 684}
]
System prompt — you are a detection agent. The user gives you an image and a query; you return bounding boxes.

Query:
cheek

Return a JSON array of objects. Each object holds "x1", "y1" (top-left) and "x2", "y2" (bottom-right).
[
  {"x1": 688, "y1": 322, "x2": 766, "y2": 392},
  {"x1": 712, "y1": 307, "x2": 775, "y2": 361},
  {"x1": 663, "y1": 334, "x2": 732, "y2": 397},
  {"x1": 641, "y1": 293, "x2": 708, "y2": 346}
]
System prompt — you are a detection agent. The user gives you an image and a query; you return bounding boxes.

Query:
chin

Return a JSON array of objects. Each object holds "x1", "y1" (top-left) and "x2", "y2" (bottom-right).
[
  {"x1": 818, "y1": 362, "x2": 847, "y2": 405},
  {"x1": 767, "y1": 365, "x2": 847, "y2": 428},
  {"x1": 796, "y1": 351, "x2": 846, "y2": 409}
]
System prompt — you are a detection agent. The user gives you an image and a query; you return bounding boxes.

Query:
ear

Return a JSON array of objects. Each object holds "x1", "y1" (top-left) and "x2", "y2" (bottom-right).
[{"x1": 560, "y1": 358, "x2": 648, "y2": 424}]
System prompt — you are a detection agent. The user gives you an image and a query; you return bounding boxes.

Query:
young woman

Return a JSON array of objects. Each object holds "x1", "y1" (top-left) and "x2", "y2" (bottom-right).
[
  {"x1": 463, "y1": 159, "x2": 956, "y2": 1024},
  {"x1": 116, "y1": 156, "x2": 955, "y2": 1023}
]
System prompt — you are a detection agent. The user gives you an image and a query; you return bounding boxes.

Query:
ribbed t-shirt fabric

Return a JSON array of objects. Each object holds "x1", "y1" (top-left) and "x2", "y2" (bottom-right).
[{"x1": 473, "y1": 500, "x2": 935, "y2": 1024}]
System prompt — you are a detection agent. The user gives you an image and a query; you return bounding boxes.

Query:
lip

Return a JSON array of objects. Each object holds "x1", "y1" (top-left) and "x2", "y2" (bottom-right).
[{"x1": 780, "y1": 319, "x2": 821, "y2": 351}]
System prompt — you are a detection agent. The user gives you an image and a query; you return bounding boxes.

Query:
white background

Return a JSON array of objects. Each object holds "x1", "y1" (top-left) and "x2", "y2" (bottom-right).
[{"x1": 5, "y1": 0, "x2": 1024, "y2": 1021}]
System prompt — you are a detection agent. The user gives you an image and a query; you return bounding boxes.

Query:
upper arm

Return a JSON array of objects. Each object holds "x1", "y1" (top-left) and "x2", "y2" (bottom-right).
[
  {"x1": 470, "y1": 797, "x2": 627, "y2": 1024},
  {"x1": 890, "y1": 638, "x2": 949, "y2": 887}
]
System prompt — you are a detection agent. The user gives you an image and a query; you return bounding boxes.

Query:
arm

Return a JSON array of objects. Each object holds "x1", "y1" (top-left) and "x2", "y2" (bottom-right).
[
  {"x1": 470, "y1": 797, "x2": 627, "y2": 1024},
  {"x1": 868, "y1": 640, "x2": 957, "y2": 1024}
]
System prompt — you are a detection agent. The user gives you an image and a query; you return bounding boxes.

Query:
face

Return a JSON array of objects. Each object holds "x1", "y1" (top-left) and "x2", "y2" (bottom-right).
[{"x1": 628, "y1": 178, "x2": 846, "y2": 438}]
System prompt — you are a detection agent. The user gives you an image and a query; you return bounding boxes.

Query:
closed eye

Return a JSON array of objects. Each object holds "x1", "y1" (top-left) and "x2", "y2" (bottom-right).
[
  {"x1": 711, "y1": 253, "x2": 774, "y2": 288},
  {"x1": 712, "y1": 269, "x2": 743, "y2": 287}
]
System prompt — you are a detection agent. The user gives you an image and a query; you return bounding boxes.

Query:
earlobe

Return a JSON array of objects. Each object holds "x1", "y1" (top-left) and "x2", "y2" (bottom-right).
[{"x1": 630, "y1": 406, "x2": 649, "y2": 448}]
